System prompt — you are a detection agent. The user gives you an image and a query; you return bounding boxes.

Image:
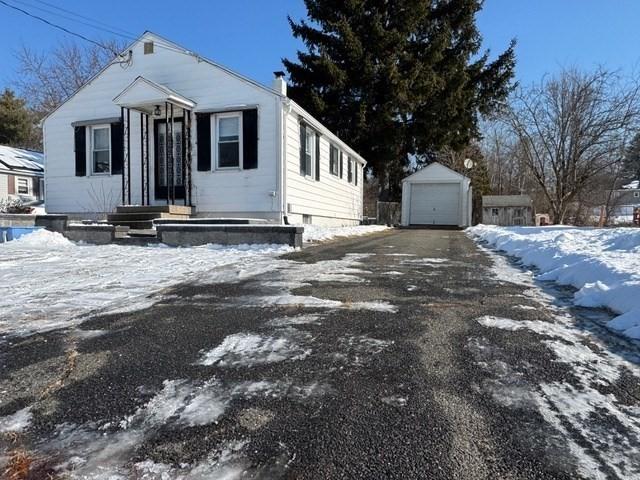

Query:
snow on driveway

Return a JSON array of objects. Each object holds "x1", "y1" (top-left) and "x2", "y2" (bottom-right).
[
  {"x1": 468, "y1": 225, "x2": 640, "y2": 340},
  {"x1": 300, "y1": 224, "x2": 390, "y2": 242},
  {"x1": 0, "y1": 230, "x2": 290, "y2": 336}
]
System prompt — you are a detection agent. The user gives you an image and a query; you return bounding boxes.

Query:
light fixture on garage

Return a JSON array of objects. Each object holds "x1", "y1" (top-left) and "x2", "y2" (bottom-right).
[
  {"x1": 464, "y1": 158, "x2": 474, "y2": 169},
  {"x1": 153, "y1": 105, "x2": 161, "y2": 116}
]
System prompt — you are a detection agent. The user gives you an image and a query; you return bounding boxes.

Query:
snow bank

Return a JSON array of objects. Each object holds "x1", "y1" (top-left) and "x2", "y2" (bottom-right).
[
  {"x1": 468, "y1": 225, "x2": 640, "y2": 339},
  {"x1": 300, "y1": 224, "x2": 390, "y2": 242},
  {"x1": 0, "y1": 230, "x2": 291, "y2": 336}
]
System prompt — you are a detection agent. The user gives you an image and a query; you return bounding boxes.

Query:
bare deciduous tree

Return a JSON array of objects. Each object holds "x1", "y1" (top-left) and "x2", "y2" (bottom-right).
[
  {"x1": 506, "y1": 68, "x2": 640, "y2": 223},
  {"x1": 15, "y1": 39, "x2": 124, "y2": 117}
]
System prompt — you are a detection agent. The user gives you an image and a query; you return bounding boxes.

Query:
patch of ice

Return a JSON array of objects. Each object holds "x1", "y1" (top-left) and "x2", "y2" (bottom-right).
[
  {"x1": 300, "y1": 224, "x2": 390, "y2": 242},
  {"x1": 381, "y1": 271, "x2": 404, "y2": 276},
  {"x1": 381, "y1": 395, "x2": 407, "y2": 407},
  {"x1": 512, "y1": 305, "x2": 538, "y2": 311},
  {"x1": 401, "y1": 257, "x2": 449, "y2": 265},
  {"x1": 199, "y1": 332, "x2": 311, "y2": 367},
  {"x1": 0, "y1": 407, "x2": 32, "y2": 432},
  {"x1": 267, "y1": 314, "x2": 323, "y2": 327}
]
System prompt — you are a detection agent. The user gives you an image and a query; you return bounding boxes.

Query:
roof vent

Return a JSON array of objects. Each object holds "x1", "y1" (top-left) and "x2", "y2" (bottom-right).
[{"x1": 144, "y1": 41, "x2": 154, "y2": 55}]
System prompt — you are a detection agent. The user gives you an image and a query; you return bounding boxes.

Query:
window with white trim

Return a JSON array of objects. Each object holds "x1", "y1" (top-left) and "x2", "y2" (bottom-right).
[
  {"x1": 347, "y1": 157, "x2": 353, "y2": 183},
  {"x1": 90, "y1": 125, "x2": 111, "y2": 174},
  {"x1": 216, "y1": 113, "x2": 242, "y2": 168},
  {"x1": 304, "y1": 127, "x2": 315, "y2": 177},
  {"x1": 634, "y1": 192, "x2": 640, "y2": 198},
  {"x1": 17, "y1": 177, "x2": 29, "y2": 195},
  {"x1": 329, "y1": 144, "x2": 339, "y2": 176}
]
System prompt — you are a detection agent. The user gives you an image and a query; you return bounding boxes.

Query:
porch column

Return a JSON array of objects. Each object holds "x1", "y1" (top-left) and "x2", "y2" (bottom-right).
[
  {"x1": 140, "y1": 112, "x2": 150, "y2": 206},
  {"x1": 120, "y1": 106, "x2": 132, "y2": 205},
  {"x1": 185, "y1": 109, "x2": 192, "y2": 207}
]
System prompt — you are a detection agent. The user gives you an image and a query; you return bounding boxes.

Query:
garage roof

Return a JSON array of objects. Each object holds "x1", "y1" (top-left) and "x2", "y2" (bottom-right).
[{"x1": 402, "y1": 162, "x2": 469, "y2": 183}]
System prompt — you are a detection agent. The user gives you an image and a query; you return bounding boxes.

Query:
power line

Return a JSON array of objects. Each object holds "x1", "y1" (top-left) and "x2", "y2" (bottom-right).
[
  {"x1": 9, "y1": 0, "x2": 138, "y2": 42},
  {"x1": 28, "y1": 0, "x2": 138, "y2": 39},
  {"x1": 0, "y1": 0, "x2": 118, "y2": 54},
  {"x1": 0, "y1": 0, "x2": 198, "y2": 61}
]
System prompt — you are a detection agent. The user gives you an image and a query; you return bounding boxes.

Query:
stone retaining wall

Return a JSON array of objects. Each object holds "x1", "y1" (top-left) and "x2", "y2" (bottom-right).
[{"x1": 157, "y1": 224, "x2": 303, "y2": 248}]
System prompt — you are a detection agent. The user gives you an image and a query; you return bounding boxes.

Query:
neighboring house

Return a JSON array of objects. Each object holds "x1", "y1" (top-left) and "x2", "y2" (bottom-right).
[
  {"x1": 401, "y1": 163, "x2": 472, "y2": 227},
  {"x1": 0, "y1": 145, "x2": 45, "y2": 204},
  {"x1": 482, "y1": 195, "x2": 533, "y2": 226},
  {"x1": 601, "y1": 183, "x2": 640, "y2": 224},
  {"x1": 42, "y1": 32, "x2": 365, "y2": 226}
]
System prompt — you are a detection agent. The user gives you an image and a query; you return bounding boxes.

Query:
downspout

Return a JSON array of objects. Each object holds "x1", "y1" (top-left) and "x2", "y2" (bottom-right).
[{"x1": 279, "y1": 97, "x2": 291, "y2": 225}]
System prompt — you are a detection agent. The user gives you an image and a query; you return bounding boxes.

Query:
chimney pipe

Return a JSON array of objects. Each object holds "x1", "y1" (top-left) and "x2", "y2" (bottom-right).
[{"x1": 272, "y1": 71, "x2": 287, "y2": 96}]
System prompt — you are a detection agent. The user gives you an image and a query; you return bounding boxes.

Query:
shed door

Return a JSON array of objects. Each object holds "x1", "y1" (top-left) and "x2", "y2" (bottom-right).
[{"x1": 410, "y1": 183, "x2": 460, "y2": 225}]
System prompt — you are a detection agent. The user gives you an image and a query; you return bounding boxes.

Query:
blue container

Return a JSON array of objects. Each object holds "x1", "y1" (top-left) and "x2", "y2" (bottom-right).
[{"x1": 0, "y1": 226, "x2": 43, "y2": 243}]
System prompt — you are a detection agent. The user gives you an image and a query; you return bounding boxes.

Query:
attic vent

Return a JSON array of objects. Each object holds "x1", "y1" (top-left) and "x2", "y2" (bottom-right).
[{"x1": 144, "y1": 41, "x2": 154, "y2": 54}]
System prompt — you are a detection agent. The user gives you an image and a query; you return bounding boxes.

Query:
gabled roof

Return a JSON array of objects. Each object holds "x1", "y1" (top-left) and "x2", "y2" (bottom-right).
[
  {"x1": 43, "y1": 31, "x2": 283, "y2": 123},
  {"x1": 0, "y1": 145, "x2": 44, "y2": 174},
  {"x1": 113, "y1": 76, "x2": 196, "y2": 110},
  {"x1": 402, "y1": 162, "x2": 469, "y2": 183}
]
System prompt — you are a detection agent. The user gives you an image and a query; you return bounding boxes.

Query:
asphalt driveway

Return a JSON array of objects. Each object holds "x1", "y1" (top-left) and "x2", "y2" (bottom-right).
[{"x1": 1, "y1": 229, "x2": 639, "y2": 479}]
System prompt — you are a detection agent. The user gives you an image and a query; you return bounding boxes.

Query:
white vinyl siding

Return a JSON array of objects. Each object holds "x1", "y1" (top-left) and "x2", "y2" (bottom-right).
[{"x1": 285, "y1": 110, "x2": 364, "y2": 226}]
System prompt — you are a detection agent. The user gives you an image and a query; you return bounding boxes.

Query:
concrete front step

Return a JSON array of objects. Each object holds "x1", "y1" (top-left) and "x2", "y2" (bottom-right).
[
  {"x1": 153, "y1": 217, "x2": 269, "y2": 225},
  {"x1": 116, "y1": 205, "x2": 194, "y2": 215}
]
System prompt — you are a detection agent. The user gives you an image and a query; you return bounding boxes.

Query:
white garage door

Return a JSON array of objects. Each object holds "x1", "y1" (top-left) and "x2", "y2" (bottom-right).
[{"x1": 409, "y1": 183, "x2": 460, "y2": 225}]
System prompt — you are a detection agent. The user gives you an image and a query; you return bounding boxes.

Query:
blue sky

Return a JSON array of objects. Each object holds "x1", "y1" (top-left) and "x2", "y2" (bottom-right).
[{"x1": 0, "y1": 0, "x2": 639, "y2": 92}]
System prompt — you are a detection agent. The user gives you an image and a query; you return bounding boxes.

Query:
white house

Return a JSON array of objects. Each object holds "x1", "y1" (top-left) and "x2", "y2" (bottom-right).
[
  {"x1": 43, "y1": 32, "x2": 366, "y2": 226},
  {"x1": 401, "y1": 163, "x2": 472, "y2": 227},
  {"x1": 0, "y1": 145, "x2": 45, "y2": 204}
]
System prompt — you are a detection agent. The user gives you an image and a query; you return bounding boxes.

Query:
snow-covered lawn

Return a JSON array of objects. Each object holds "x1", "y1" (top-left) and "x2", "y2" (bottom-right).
[
  {"x1": 0, "y1": 230, "x2": 290, "y2": 336},
  {"x1": 468, "y1": 225, "x2": 640, "y2": 339},
  {"x1": 300, "y1": 224, "x2": 390, "y2": 242}
]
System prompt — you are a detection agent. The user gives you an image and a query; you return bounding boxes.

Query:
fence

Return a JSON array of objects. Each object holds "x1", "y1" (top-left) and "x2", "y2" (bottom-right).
[{"x1": 377, "y1": 201, "x2": 401, "y2": 226}]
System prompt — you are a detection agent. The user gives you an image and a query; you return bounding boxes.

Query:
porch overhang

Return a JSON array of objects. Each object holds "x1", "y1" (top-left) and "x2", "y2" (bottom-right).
[{"x1": 113, "y1": 76, "x2": 196, "y2": 113}]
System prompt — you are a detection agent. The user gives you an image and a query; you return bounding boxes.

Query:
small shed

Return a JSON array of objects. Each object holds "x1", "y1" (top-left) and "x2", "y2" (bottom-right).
[
  {"x1": 401, "y1": 163, "x2": 472, "y2": 227},
  {"x1": 482, "y1": 195, "x2": 533, "y2": 226}
]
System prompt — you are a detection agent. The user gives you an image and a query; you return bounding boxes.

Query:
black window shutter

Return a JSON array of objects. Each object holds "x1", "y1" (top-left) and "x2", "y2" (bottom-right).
[
  {"x1": 242, "y1": 108, "x2": 258, "y2": 169},
  {"x1": 355, "y1": 162, "x2": 358, "y2": 185},
  {"x1": 339, "y1": 151, "x2": 343, "y2": 179},
  {"x1": 315, "y1": 132, "x2": 320, "y2": 181},
  {"x1": 299, "y1": 123, "x2": 306, "y2": 175},
  {"x1": 196, "y1": 113, "x2": 211, "y2": 171},
  {"x1": 110, "y1": 121, "x2": 123, "y2": 174},
  {"x1": 74, "y1": 126, "x2": 86, "y2": 176}
]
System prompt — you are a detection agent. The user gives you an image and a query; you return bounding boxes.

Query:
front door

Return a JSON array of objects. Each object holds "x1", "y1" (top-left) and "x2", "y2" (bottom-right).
[{"x1": 155, "y1": 119, "x2": 185, "y2": 200}]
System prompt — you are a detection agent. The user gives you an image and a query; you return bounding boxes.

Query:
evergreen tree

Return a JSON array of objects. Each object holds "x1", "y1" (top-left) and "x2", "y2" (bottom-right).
[
  {"x1": 284, "y1": 0, "x2": 515, "y2": 199},
  {"x1": 0, "y1": 89, "x2": 35, "y2": 148},
  {"x1": 623, "y1": 133, "x2": 640, "y2": 181}
]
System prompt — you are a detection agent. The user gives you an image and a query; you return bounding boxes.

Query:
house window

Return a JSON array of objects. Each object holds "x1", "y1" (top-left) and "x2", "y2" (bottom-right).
[
  {"x1": 17, "y1": 177, "x2": 29, "y2": 195},
  {"x1": 329, "y1": 144, "x2": 340, "y2": 176},
  {"x1": 634, "y1": 192, "x2": 640, "y2": 198},
  {"x1": 300, "y1": 123, "x2": 315, "y2": 177},
  {"x1": 216, "y1": 114, "x2": 242, "y2": 168},
  {"x1": 347, "y1": 157, "x2": 353, "y2": 183},
  {"x1": 514, "y1": 208, "x2": 523, "y2": 217},
  {"x1": 91, "y1": 125, "x2": 111, "y2": 174},
  {"x1": 491, "y1": 208, "x2": 499, "y2": 216}
]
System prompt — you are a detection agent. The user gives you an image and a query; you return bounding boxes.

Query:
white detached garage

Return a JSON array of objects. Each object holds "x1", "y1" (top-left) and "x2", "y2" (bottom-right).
[{"x1": 401, "y1": 162, "x2": 472, "y2": 227}]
